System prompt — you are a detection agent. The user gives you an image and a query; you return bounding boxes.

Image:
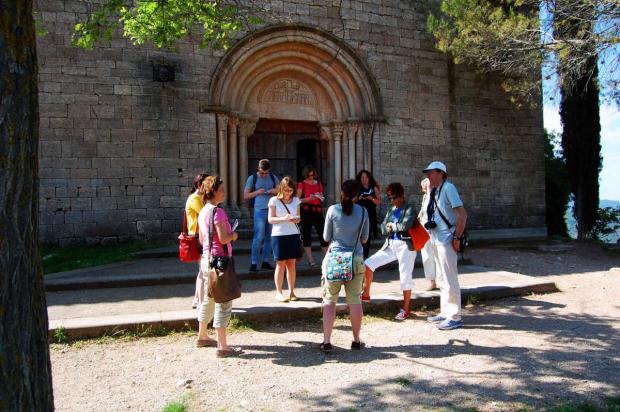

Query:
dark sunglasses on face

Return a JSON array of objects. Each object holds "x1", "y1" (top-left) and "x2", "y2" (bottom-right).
[{"x1": 388, "y1": 195, "x2": 398, "y2": 200}]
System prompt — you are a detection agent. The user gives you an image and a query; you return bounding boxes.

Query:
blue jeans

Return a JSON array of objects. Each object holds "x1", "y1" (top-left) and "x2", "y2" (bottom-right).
[{"x1": 251, "y1": 208, "x2": 272, "y2": 265}]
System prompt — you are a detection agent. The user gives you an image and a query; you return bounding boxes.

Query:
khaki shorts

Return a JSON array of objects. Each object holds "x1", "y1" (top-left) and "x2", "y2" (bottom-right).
[{"x1": 321, "y1": 256, "x2": 365, "y2": 305}]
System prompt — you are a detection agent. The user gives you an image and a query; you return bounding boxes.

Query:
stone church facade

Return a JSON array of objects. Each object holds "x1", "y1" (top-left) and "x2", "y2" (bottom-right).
[{"x1": 35, "y1": 0, "x2": 546, "y2": 245}]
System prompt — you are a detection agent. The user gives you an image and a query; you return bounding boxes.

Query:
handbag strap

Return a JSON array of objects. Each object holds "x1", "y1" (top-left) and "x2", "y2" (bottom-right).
[
  {"x1": 432, "y1": 183, "x2": 454, "y2": 230},
  {"x1": 208, "y1": 205, "x2": 232, "y2": 258},
  {"x1": 279, "y1": 198, "x2": 302, "y2": 235},
  {"x1": 355, "y1": 207, "x2": 366, "y2": 251},
  {"x1": 182, "y1": 211, "x2": 189, "y2": 235}
]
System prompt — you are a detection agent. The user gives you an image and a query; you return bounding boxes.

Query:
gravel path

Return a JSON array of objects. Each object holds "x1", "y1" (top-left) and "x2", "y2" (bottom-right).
[{"x1": 50, "y1": 243, "x2": 620, "y2": 412}]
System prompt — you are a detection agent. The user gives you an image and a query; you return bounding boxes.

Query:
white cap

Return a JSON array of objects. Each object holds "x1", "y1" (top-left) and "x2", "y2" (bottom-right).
[{"x1": 423, "y1": 161, "x2": 447, "y2": 174}]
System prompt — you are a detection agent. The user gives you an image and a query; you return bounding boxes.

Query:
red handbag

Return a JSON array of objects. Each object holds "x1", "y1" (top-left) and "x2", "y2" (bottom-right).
[
  {"x1": 408, "y1": 218, "x2": 430, "y2": 251},
  {"x1": 178, "y1": 212, "x2": 202, "y2": 262}
]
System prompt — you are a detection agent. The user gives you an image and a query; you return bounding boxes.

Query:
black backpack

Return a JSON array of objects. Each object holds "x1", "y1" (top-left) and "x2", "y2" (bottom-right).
[{"x1": 248, "y1": 172, "x2": 277, "y2": 208}]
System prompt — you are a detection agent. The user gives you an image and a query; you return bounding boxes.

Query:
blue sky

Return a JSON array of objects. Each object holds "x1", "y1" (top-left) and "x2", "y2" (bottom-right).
[{"x1": 543, "y1": 103, "x2": 620, "y2": 201}]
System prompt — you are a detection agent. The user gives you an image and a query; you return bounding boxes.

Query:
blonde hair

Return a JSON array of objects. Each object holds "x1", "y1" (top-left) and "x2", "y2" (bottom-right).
[
  {"x1": 201, "y1": 175, "x2": 223, "y2": 202},
  {"x1": 420, "y1": 178, "x2": 430, "y2": 193},
  {"x1": 276, "y1": 176, "x2": 297, "y2": 199}
]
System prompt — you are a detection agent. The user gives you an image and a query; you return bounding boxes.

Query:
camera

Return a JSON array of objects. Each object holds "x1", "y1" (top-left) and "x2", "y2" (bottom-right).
[
  {"x1": 210, "y1": 256, "x2": 229, "y2": 271},
  {"x1": 424, "y1": 221, "x2": 437, "y2": 230}
]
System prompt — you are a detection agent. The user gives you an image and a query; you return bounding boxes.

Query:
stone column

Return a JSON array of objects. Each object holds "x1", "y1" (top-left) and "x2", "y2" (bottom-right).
[
  {"x1": 320, "y1": 124, "x2": 333, "y2": 203},
  {"x1": 239, "y1": 118, "x2": 257, "y2": 206},
  {"x1": 332, "y1": 122, "x2": 344, "y2": 195},
  {"x1": 347, "y1": 123, "x2": 359, "y2": 179},
  {"x1": 216, "y1": 113, "x2": 229, "y2": 202},
  {"x1": 228, "y1": 116, "x2": 239, "y2": 206},
  {"x1": 363, "y1": 123, "x2": 375, "y2": 171}
]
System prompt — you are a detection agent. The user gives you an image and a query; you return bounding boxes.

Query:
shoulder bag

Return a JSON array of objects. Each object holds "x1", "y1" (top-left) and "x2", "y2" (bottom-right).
[
  {"x1": 324, "y1": 207, "x2": 366, "y2": 282},
  {"x1": 178, "y1": 211, "x2": 202, "y2": 262},
  {"x1": 206, "y1": 206, "x2": 241, "y2": 303}
]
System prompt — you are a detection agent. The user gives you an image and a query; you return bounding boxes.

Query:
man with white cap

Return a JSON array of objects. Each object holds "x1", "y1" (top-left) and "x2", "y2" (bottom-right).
[{"x1": 421, "y1": 161, "x2": 468, "y2": 330}]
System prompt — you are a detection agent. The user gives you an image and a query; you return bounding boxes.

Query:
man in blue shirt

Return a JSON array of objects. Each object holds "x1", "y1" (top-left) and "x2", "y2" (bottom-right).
[
  {"x1": 422, "y1": 161, "x2": 468, "y2": 330},
  {"x1": 244, "y1": 159, "x2": 278, "y2": 272}
]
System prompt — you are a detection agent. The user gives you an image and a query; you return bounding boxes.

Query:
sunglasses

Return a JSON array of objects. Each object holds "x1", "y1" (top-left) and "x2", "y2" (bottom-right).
[{"x1": 387, "y1": 195, "x2": 399, "y2": 200}]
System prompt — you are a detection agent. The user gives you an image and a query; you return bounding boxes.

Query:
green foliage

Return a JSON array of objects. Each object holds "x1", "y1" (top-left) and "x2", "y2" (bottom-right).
[
  {"x1": 72, "y1": 0, "x2": 264, "y2": 50},
  {"x1": 162, "y1": 402, "x2": 186, "y2": 412},
  {"x1": 52, "y1": 326, "x2": 67, "y2": 344},
  {"x1": 394, "y1": 377, "x2": 413, "y2": 387},
  {"x1": 544, "y1": 130, "x2": 571, "y2": 237},
  {"x1": 589, "y1": 207, "x2": 620, "y2": 240},
  {"x1": 40, "y1": 239, "x2": 166, "y2": 274}
]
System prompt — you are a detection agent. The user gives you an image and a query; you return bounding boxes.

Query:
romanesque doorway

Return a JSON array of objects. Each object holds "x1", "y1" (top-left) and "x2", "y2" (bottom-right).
[{"x1": 247, "y1": 119, "x2": 327, "y2": 186}]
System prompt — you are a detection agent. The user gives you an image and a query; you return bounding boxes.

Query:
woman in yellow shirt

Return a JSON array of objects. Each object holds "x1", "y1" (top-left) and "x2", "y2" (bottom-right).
[{"x1": 187, "y1": 173, "x2": 209, "y2": 308}]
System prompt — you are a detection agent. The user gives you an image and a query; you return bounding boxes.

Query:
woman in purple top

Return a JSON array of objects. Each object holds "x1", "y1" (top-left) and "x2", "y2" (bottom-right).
[{"x1": 196, "y1": 175, "x2": 242, "y2": 357}]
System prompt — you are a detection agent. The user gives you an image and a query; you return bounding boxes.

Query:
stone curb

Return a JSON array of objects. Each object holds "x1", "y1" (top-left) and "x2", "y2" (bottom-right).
[{"x1": 48, "y1": 281, "x2": 558, "y2": 340}]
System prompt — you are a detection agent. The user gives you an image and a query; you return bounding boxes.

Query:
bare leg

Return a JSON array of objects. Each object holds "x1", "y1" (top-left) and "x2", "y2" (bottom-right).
[
  {"x1": 304, "y1": 246, "x2": 314, "y2": 264},
  {"x1": 349, "y1": 304, "x2": 363, "y2": 342},
  {"x1": 322, "y1": 303, "x2": 336, "y2": 343},
  {"x1": 197, "y1": 321, "x2": 216, "y2": 344},
  {"x1": 363, "y1": 265, "x2": 374, "y2": 297},
  {"x1": 403, "y1": 290, "x2": 412, "y2": 313},
  {"x1": 215, "y1": 327, "x2": 228, "y2": 351},
  {"x1": 285, "y1": 259, "x2": 297, "y2": 298},
  {"x1": 274, "y1": 261, "x2": 286, "y2": 294}
]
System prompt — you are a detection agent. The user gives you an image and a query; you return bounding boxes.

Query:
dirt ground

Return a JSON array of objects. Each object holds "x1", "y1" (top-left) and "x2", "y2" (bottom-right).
[{"x1": 50, "y1": 242, "x2": 620, "y2": 412}]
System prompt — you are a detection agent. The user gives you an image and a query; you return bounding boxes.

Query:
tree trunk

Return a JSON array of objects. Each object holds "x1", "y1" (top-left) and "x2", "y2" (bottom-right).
[
  {"x1": 559, "y1": 58, "x2": 601, "y2": 239},
  {"x1": 0, "y1": 1, "x2": 55, "y2": 410}
]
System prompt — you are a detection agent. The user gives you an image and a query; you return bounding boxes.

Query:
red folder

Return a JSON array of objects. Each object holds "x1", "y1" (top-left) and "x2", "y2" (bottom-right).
[{"x1": 408, "y1": 218, "x2": 430, "y2": 251}]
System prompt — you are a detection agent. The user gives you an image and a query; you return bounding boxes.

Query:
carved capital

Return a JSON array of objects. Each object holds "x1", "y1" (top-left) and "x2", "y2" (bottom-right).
[
  {"x1": 216, "y1": 113, "x2": 229, "y2": 131},
  {"x1": 332, "y1": 122, "x2": 344, "y2": 140},
  {"x1": 346, "y1": 122, "x2": 359, "y2": 140},
  {"x1": 239, "y1": 118, "x2": 257, "y2": 139}
]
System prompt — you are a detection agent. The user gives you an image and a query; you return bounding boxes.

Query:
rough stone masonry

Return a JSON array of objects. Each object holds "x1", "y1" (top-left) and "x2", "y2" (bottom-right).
[{"x1": 35, "y1": 0, "x2": 545, "y2": 245}]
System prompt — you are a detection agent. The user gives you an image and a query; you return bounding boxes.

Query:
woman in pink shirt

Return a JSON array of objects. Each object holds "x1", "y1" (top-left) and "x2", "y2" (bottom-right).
[{"x1": 196, "y1": 175, "x2": 242, "y2": 357}]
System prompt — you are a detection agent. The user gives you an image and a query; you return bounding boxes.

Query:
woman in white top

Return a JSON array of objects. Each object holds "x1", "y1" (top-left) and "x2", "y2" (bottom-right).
[
  {"x1": 268, "y1": 176, "x2": 302, "y2": 302},
  {"x1": 418, "y1": 178, "x2": 437, "y2": 290}
]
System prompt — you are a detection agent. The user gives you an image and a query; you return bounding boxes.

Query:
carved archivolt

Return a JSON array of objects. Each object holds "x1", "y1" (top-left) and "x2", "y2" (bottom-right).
[{"x1": 209, "y1": 25, "x2": 383, "y2": 122}]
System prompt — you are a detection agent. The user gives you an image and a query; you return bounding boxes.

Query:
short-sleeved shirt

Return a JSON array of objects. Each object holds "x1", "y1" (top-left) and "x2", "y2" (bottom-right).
[
  {"x1": 298, "y1": 180, "x2": 323, "y2": 206},
  {"x1": 323, "y1": 203, "x2": 369, "y2": 256},
  {"x1": 268, "y1": 196, "x2": 302, "y2": 236},
  {"x1": 198, "y1": 203, "x2": 232, "y2": 257},
  {"x1": 244, "y1": 173, "x2": 278, "y2": 210},
  {"x1": 184, "y1": 192, "x2": 204, "y2": 235},
  {"x1": 427, "y1": 181, "x2": 463, "y2": 245}
]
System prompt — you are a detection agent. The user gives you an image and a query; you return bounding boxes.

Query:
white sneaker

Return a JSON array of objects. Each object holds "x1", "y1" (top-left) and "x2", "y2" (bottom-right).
[
  {"x1": 394, "y1": 309, "x2": 410, "y2": 321},
  {"x1": 275, "y1": 292, "x2": 289, "y2": 303}
]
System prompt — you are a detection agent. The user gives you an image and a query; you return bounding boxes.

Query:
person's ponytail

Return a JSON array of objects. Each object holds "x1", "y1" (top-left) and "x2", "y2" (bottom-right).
[{"x1": 341, "y1": 179, "x2": 360, "y2": 216}]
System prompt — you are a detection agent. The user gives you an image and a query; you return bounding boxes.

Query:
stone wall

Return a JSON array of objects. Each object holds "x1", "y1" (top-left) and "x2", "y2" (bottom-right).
[{"x1": 35, "y1": 0, "x2": 545, "y2": 245}]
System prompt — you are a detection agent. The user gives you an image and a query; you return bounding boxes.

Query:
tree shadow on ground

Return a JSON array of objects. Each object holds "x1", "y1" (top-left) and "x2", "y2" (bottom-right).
[{"x1": 237, "y1": 300, "x2": 619, "y2": 410}]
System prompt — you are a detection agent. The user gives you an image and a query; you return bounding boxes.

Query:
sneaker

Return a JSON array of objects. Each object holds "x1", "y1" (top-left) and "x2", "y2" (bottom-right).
[
  {"x1": 275, "y1": 292, "x2": 289, "y2": 303},
  {"x1": 261, "y1": 262, "x2": 274, "y2": 270},
  {"x1": 427, "y1": 315, "x2": 446, "y2": 323},
  {"x1": 249, "y1": 264, "x2": 257, "y2": 272},
  {"x1": 351, "y1": 341, "x2": 365, "y2": 350},
  {"x1": 394, "y1": 309, "x2": 410, "y2": 321},
  {"x1": 437, "y1": 319, "x2": 463, "y2": 330},
  {"x1": 319, "y1": 342, "x2": 332, "y2": 353}
]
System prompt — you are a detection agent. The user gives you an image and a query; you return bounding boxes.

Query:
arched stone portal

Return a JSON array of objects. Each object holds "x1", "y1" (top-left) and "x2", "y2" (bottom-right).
[{"x1": 207, "y1": 24, "x2": 383, "y2": 205}]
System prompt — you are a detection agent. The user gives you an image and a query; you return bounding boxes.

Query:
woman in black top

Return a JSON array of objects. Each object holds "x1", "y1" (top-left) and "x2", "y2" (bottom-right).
[{"x1": 356, "y1": 170, "x2": 381, "y2": 259}]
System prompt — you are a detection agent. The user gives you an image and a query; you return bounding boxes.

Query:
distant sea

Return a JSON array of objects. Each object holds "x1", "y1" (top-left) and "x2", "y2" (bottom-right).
[{"x1": 566, "y1": 199, "x2": 620, "y2": 243}]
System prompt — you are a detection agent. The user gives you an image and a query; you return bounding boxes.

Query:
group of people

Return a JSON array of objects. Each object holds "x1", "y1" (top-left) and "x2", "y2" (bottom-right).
[{"x1": 183, "y1": 159, "x2": 467, "y2": 357}]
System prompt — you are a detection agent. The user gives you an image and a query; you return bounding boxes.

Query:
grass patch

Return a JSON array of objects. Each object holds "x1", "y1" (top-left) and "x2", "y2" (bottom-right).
[
  {"x1": 466, "y1": 294, "x2": 482, "y2": 306},
  {"x1": 41, "y1": 239, "x2": 170, "y2": 274},
  {"x1": 162, "y1": 401, "x2": 187, "y2": 412},
  {"x1": 548, "y1": 397, "x2": 620, "y2": 412},
  {"x1": 228, "y1": 317, "x2": 255, "y2": 333}
]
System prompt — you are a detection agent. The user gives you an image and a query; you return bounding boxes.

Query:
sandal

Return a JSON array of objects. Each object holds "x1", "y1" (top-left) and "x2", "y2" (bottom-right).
[
  {"x1": 319, "y1": 342, "x2": 332, "y2": 353},
  {"x1": 289, "y1": 294, "x2": 299, "y2": 302},
  {"x1": 196, "y1": 339, "x2": 217, "y2": 348},
  {"x1": 308, "y1": 261, "x2": 319, "y2": 268},
  {"x1": 216, "y1": 347, "x2": 244, "y2": 358},
  {"x1": 351, "y1": 341, "x2": 365, "y2": 350}
]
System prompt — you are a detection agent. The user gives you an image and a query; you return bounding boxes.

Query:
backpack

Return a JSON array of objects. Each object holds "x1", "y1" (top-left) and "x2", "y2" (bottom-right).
[{"x1": 248, "y1": 172, "x2": 277, "y2": 208}]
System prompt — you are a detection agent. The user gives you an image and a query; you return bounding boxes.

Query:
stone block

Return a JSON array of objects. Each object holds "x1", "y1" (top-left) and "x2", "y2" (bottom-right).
[
  {"x1": 70, "y1": 197, "x2": 92, "y2": 211},
  {"x1": 137, "y1": 220, "x2": 161, "y2": 234},
  {"x1": 160, "y1": 196, "x2": 183, "y2": 208}
]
